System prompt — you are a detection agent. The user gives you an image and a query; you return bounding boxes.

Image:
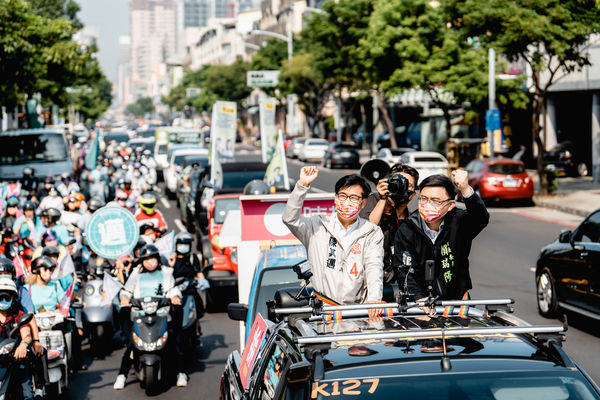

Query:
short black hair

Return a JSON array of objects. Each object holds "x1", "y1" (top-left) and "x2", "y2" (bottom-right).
[
  {"x1": 335, "y1": 175, "x2": 371, "y2": 198},
  {"x1": 390, "y1": 163, "x2": 419, "y2": 189},
  {"x1": 419, "y1": 174, "x2": 457, "y2": 199}
]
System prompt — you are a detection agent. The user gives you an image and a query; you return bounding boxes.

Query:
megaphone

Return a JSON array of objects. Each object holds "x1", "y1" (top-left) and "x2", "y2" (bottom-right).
[{"x1": 360, "y1": 159, "x2": 390, "y2": 185}]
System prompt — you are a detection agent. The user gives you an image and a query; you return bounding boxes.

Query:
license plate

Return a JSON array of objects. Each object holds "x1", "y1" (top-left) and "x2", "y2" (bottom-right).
[
  {"x1": 341, "y1": 152, "x2": 353, "y2": 157},
  {"x1": 503, "y1": 179, "x2": 517, "y2": 187}
]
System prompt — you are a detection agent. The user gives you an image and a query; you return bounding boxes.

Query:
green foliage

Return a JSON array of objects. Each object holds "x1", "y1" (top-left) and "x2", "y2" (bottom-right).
[
  {"x1": 0, "y1": 0, "x2": 110, "y2": 119},
  {"x1": 251, "y1": 39, "x2": 288, "y2": 70},
  {"x1": 126, "y1": 97, "x2": 155, "y2": 117},
  {"x1": 163, "y1": 59, "x2": 252, "y2": 113}
]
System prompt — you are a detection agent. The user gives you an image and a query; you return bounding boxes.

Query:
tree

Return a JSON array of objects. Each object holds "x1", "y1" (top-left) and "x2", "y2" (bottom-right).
[
  {"x1": 278, "y1": 53, "x2": 333, "y2": 136},
  {"x1": 450, "y1": 0, "x2": 600, "y2": 192},
  {"x1": 28, "y1": 0, "x2": 83, "y2": 30},
  {"x1": 126, "y1": 97, "x2": 155, "y2": 117}
]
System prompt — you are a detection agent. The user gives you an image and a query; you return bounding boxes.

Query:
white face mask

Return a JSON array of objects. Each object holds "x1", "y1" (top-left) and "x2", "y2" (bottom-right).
[{"x1": 176, "y1": 244, "x2": 190, "y2": 254}]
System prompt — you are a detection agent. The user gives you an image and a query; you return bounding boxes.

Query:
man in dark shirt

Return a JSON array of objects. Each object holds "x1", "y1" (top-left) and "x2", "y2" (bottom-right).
[{"x1": 359, "y1": 163, "x2": 419, "y2": 284}]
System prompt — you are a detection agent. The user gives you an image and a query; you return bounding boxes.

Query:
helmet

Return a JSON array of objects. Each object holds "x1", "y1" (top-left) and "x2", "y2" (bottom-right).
[
  {"x1": 23, "y1": 167, "x2": 33, "y2": 176},
  {"x1": 174, "y1": 232, "x2": 193, "y2": 255},
  {"x1": 0, "y1": 258, "x2": 16, "y2": 278},
  {"x1": 42, "y1": 246, "x2": 60, "y2": 258},
  {"x1": 42, "y1": 208, "x2": 61, "y2": 223},
  {"x1": 44, "y1": 175, "x2": 55, "y2": 184},
  {"x1": 139, "y1": 222, "x2": 155, "y2": 235},
  {"x1": 123, "y1": 178, "x2": 132, "y2": 186},
  {"x1": 243, "y1": 180, "x2": 270, "y2": 195},
  {"x1": 23, "y1": 201, "x2": 36, "y2": 211},
  {"x1": 134, "y1": 238, "x2": 147, "y2": 253},
  {"x1": 6, "y1": 196, "x2": 19, "y2": 208},
  {"x1": 139, "y1": 244, "x2": 160, "y2": 260},
  {"x1": 0, "y1": 277, "x2": 17, "y2": 296},
  {"x1": 88, "y1": 197, "x2": 105, "y2": 212},
  {"x1": 143, "y1": 149, "x2": 151, "y2": 157},
  {"x1": 139, "y1": 193, "x2": 157, "y2": 215},
  {"x1": 31, "y1": 256, "x2": 57, "y2": 273},
  {"x1": 40, "y1": 229, "x2": 58, "y2": 245}
]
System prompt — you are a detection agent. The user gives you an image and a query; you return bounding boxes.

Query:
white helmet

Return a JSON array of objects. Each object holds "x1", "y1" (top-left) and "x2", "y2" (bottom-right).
[{"x1": 0, "y1": 277, "x2": 17, "y2": 295}]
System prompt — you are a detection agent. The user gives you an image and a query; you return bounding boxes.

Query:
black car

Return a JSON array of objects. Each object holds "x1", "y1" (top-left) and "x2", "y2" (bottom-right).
[
  {"x1": 221, "y1": 294, "x2": 600, "y2": 400},
  {"x1": 322, "y1": 142, "x2": 360, "y2": 169},
  {"x1": 543, "y1": 141, "x2": 589, "y2": 177},
  {"x1": 536, "y1": 208, "x2": 600, "y2": 320},
  {"x1": 177, "y1": 163, "x2": 209, "y2": 233}
]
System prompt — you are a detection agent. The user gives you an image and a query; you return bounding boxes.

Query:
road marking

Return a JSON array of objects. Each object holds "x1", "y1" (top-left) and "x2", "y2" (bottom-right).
[
  {"x1": 160, "y1": 197, "x2": 171, "y2": 209},
  {"x1": 174, "y1": 218, "x2": 187, "y2": 232},
  {"x1": 511, "y1": 210, "x2": 577, "y2": 228}
]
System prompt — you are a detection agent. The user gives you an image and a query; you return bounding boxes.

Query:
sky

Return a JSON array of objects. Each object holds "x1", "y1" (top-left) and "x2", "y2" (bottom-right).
[{"x1": 77, "y1": 0, "x2": 130, "y2": 84}]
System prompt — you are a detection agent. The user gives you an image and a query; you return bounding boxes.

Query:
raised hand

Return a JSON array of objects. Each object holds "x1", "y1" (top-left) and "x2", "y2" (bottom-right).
[
  {"x1": 299, "y1": 166, "x2": 319, "y2": 187},
  {"x1": 451, "y1": 169, "x2": 471, "y2": 196}
]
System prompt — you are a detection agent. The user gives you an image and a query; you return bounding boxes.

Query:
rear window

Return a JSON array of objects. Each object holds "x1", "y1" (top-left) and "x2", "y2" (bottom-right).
[
  {"x1": 336, "y1": 145, "x2": 357, "y2": 151},
  {"x1": 221, "y1": 170, "x2": 266, "y2": 189},
  {"x1": 0, "y1": 133, "x2": 68, "y2": 164},
  {"x1": 157, "y1": 144, "x2": 167, "y2": 154},
  {"x1": 391, "y1": 149, "x2": 410, "y2": 155},
  {"x1": 313, "y1": 371, "x2": 598, "y2": 400},
  {"x1": 414, "y1": 156, "x2": 445, "y2": 163},
  {"x1": 173, "y1": 155, "x2": 186, "y2": 165},
  {"x1": 488, "y1": 163, "x2": 525, "y2": 174},
  {"x1": 307, "y1": 140, "x2": 327, "y2": 146},
  {"x1": 104, "y1": 133, "x2": 129, "y2": 143},
  {"x1": 213, "y1": 198, "x2": 240, "y2": 224}
]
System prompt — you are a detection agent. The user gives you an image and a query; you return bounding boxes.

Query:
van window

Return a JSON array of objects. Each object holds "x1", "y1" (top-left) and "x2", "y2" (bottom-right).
[{"x1": 0, "y1": 133, "x2": 68, "y2": 164}]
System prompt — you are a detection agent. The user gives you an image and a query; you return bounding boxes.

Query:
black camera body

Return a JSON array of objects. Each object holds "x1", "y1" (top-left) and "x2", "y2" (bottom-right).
[
  {"x1": 293, "y1": 260, "x2": 313, "y2": 281},
  {"x1": 386, "y1": 174, "x2": 412, "y2": 205}
]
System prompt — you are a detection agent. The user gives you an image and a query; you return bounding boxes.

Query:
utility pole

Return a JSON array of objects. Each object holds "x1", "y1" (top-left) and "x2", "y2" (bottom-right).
[{"x1": 488, "y1": 48, "x2": 496, "y2": 158}]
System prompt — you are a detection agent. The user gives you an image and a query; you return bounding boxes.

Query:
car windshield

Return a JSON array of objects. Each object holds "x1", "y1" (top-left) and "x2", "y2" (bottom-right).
[
  {"x1": 251, "y1": 267, "x2": 304, "y2": 325},
  {"x1": 414, "y1": 156, "x2": 445, "y2": 163},
  {"x1": 213, "y1": 198, "x2": 240, "y2": 224},
  {"x1": 488, "y1": 163, "x2": 525, "y2": 174},
  {"x1": 157, "y1": 144, "x2": 167, "y2": 155},
  {"x1": 336, "y1": 145, "x2": 356, "y2": 151},
  {"x1": 0, "y1": 133, "x2": 68, "y2": 164},
  {"x1": 221, "y1": 170, "x2": 266, "y2": 189},
  {"x1": 138, "y1": 130, "x2": 155, "y2": 138},
  {"x1": 104, "y1": 133, "x2": 129, "y2": 143},
  {"x1": 314, "y1": 371, "x2": 598, "y2": 400}
]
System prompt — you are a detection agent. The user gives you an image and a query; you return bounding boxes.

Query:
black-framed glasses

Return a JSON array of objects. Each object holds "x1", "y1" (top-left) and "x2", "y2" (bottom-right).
[
  {"x1": 336, "y1": 193, "x2": 363, "y2": 204},
  {"x1": 418, "y1": 195, "x2": 452, "y2": 207},
  {"x1": 40, "y1": 266, "x2": 56, "y2": 272},
  {"x1": 0, "y1": 294, "x2": 12, "y2": 302}
]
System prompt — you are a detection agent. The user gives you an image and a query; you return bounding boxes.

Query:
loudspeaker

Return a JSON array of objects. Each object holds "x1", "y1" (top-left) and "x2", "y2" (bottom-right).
[{"x1": 360, "y1": 159, "x2": 390, "y2": 185}]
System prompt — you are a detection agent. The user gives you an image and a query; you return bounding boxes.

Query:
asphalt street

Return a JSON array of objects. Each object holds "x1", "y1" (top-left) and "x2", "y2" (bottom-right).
[{"x1": 69, "y1": 149, "x2": 599, "y2": 399}]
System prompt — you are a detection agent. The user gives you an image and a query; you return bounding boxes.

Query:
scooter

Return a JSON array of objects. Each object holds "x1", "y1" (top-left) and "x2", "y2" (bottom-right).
[
  {"x1": 35, "y1": 311, "x2": 70, "y2": 396},
  {"x1": 0, "y1": 313, "x2": 34, "y2": 399},
  {"x1": 130, "y1": 296, "x2": 172, "y2": 396},
  {"x1": 81, "y1": 266, "x2": 115, "y2": 354},
  {"x1": 175, "y1": 277, "x2": 199, "y2": 349}
]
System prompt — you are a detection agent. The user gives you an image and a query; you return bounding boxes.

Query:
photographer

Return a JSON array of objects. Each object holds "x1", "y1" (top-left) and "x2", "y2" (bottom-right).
[
  {"x1": 393, "y1": 171, "x2": 489, "y2": 302},
  {"x1": 359, "y1": 164, "x2": 419, "y2": 284}
]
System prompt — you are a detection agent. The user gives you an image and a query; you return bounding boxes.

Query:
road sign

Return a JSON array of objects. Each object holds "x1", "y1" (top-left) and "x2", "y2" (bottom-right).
[
  {"x1": 485, "y1": 109, "x2": 501, "y2": 131},
  {"x1": 86, "y1": 206, "x2": 139, "y2": 259},
  {"x1": 247, "y1": 70, "x2": 280, "y2": 87}
]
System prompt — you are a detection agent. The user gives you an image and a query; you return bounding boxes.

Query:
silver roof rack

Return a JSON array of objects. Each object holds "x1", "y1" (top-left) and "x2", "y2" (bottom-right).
[
  {"x1": 295, "y1": 324, "x2": 565, "y2": 345},
  {"x1": 273, "y1": 298, "x2": 514, "y2": 315}
]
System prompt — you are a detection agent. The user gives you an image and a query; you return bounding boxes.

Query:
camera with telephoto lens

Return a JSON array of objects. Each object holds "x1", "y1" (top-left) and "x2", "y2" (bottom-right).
[{"x1": 386, "y1": 174, "x2": 412, "y2": 204}]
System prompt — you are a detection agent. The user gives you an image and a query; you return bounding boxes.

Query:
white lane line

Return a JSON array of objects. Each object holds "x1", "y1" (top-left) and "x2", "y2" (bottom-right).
[
  {"x1": 160, "y1": 197, "x2": 171, "y2": 209},
  {"x1": 174, "y1": 218, "x2": 187, "y2": 232}
]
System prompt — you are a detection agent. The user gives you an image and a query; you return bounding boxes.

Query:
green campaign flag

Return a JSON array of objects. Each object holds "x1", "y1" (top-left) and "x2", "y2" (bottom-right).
[{"x1": 84, "y1": 131, "x2": 99, "y2": 170}]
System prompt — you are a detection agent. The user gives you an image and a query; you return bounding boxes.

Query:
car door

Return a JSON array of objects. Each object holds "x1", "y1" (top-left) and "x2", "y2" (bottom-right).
[
  {"x1": 561, "y1": 211, "x2": 600, "y2": 311},
  {"x1": 251, "y1": 338, "x2": 293, "y2": 400},
  {"x1": 570, "y1": 210, "x2": 600, "y2": 313}
]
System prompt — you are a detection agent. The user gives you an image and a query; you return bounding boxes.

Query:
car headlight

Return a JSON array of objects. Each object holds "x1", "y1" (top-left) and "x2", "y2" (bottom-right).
[
  {"x1": 230, "y1": 248, "x2": 238, "y2": 264},
  {"x1": 0, "y1": 342, "x2": 15, "y2": 355}
]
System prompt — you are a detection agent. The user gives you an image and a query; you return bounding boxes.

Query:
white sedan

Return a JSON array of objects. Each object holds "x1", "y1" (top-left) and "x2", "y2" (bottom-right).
[
  {"x1": 375, "y1": 147, "x2": 415, "y2": 166},
  {"x1": 298, "y1": 139, "x2": 329, "y2": 162},
  {"x1": 400, "y1": 151, "x2": 450, "y2": 184},
  {"x1": 165, "y1": 148, "x2": 208, "y2": 197}
]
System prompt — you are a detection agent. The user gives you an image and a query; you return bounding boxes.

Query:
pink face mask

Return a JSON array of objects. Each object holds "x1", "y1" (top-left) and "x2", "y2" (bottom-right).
[
  {"x1": 419, "y1": 202, "x2": 447, "y2": 223},
  {"x1": 335, "y1": 197, "x2": 361, "y2": 220}
]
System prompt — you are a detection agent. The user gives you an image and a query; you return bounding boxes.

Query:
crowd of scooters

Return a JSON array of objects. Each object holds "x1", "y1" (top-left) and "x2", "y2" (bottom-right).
[{"x1": 0, "y1": 139, "x2": 209, "y2": 398}]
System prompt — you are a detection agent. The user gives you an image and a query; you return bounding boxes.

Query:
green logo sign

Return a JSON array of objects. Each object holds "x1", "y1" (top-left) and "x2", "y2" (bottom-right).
[{"x1": 86, "y1": 206, "x2": 139, "y2": 259}]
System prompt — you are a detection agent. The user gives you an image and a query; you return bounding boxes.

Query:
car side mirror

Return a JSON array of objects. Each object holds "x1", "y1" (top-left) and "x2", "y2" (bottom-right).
[
  {"x1": 286, "y1": 361, "x2": 312, "y2": 383},
  {"x1": 558, "y1": 230, "x2": 572, "y2": 244},
  {"x1": 227, "y1": 303, "x2": 248, "y2": 321},
  {"x1": 9, "y1": 313, "x2": 34, "y2": 338}
]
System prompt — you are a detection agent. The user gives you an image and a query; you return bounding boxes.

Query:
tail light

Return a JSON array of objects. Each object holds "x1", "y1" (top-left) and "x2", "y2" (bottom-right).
[{"x1": 563, "y1": 151, "x2": 572, "y2": 159}]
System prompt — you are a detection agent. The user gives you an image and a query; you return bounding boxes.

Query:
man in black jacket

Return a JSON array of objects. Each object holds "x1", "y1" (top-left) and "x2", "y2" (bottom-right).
[{"x1": 393, "y1": 170, "x2": 489, "y2": 301}]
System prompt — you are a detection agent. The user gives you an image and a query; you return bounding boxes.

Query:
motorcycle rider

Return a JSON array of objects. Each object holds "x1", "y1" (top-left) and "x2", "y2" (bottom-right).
[
  {"x1": 78, "y1": 197, "x2": 104, "y2": 233},
  {"x1": 0, "y1": 277, "x2": 34, "y2": 400},
  {"x1": 134, "y1": 193, "x2": 167, "y2": 233},
  {"x1": 56, "y1": 173, "x2": 80, "y2": 198},
  {"x1": 38, "y1": 186, "x2": 63, "y2": 211},
  {"x1": 36, "y1": 209, "x2": 69, "y2": 246},
  {"x1": 60, "y1": 194, "x2": 83, "y2": 235},
  {"x1": 1, "y1": 196, "x2": 21, "y2": 233},
  {"x1": 33, "y1": 176, "x2": 54, "y2": 203},
  {"x1": 24, "y1": 256, "x2": 66, "y2": 313},
  {"x1": 19, "y1": 167, "x2": 38, "y2": 200},
  {"x1": 168, "y1": 232, "x2": 209, "y2": 337},
  {"x1": 114, "y1": 244, "x2": 185, "y2": 389},
  {"x1": 12, "y1": 201, "x2": 38, "y2": 242}
]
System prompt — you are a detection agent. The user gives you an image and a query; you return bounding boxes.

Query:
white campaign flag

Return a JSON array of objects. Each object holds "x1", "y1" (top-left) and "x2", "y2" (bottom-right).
[
  {"x1": 154, "y1": 230, "x2": 174, "y2": 256},
  {"x1": 53, "y1": 254, "x2": 75, "y2": 280},
  {"x1": 101, "y1": 274, "x2": 124, "y2": 306}
]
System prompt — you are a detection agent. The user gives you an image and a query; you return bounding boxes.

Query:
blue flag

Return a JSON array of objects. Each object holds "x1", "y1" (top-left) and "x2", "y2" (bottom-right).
[{"x1": 84, "y1": 132, "x2": 99, "y2": 170}]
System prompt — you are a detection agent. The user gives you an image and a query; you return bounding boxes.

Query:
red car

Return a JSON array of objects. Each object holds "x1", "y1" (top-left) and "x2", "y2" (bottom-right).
[
  {"x1": 206, "y1": 194, "x2": 241, "y2": 288},
  {"x1": 465, "y1": 158, "x2": 534, "y2": 202}
]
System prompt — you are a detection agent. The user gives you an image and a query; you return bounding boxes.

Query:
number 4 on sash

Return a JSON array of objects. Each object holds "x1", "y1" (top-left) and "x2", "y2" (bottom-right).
[{"x1": 350, "y1": 263, "x2": 358, "y2": 278}]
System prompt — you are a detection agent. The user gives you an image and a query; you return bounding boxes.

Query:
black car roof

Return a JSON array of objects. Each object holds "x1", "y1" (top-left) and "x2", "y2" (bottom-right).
[{"x1": 272, "y1": 299, "x2": 571, "y2": 378}]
